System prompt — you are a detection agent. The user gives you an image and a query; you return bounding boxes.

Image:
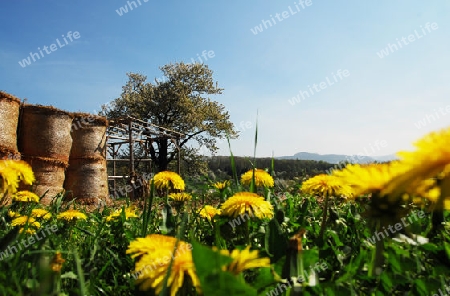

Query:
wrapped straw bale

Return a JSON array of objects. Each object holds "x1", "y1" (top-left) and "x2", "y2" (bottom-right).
[
  {"x1": 70, "y1": 112, "x2": 108, "y2": 159},
  {"x1": 21, "y1": 156, "x2": 68, "y2": 204},
  {"x1": 0, "y1": 91, "x2": 21, "y2": 152},
  {"x1": 19, "y1": 104, "x2": 73, "y2": 162},
  {"x1": 64, "y1": 157, "x2": 110, "y2": 205}
]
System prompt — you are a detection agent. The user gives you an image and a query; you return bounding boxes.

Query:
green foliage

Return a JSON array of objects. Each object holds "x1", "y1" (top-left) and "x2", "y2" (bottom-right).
[
  {"x1": 102, "y1": 63, "x2": 238, "y2": 172},
  {"x1": 0, "y1": 170, "x2": 449, "y2": 295},
  {"x1": 264, "y1": 217, "x2": 288, "y2": 263},
  {"x1": 141, "y1": 178, "x2": 155, "y2": 237},
  {"x1": 191, "y1": 241, "x2": 257, "y2": 296}
]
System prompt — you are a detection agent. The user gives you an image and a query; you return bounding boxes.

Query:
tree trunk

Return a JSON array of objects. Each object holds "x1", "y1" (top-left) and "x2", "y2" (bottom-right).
[{"x1": 157, "y1": 139, "x2": 169, "y2": 172}]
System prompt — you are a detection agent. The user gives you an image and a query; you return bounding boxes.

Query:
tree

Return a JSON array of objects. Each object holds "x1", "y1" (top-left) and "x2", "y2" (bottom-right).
[{"x1": 102, "y1": 62, "x2": 237, "y2": 173}]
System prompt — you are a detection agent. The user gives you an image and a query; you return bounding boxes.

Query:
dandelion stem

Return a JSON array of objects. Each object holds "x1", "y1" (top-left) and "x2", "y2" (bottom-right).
[
  {"x1": 244, "y1": 218, "x2": 250, "y2": 246},
  {"x1": 318, "y1": 194, "x2": 329, "y2": 246},
  {"x1": 369, "y1": 220, "x2": 384, "y2": 277}
]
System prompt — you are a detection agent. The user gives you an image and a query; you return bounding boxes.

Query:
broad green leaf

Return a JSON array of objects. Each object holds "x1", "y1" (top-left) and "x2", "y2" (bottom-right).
[
  {"x1": 414, "y1": 278, "x2": 429, "y2": 295},
  {"x1": 251, "y1": 267, "x2": 276, "y2": 292},
  {"x1": 265, "y1": 218, "x2": 288, "y2": 263},
  {"x1": 380, "y1": 272, "x2": 393, "y2": 291},
  {"x1": 191, "y1": 241, "x2": 257, "y2": 296}
]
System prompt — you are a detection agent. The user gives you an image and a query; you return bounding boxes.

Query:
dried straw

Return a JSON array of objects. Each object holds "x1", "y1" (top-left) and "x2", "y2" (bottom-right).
[
  {"x1": 64, "y1": 157, "x2": 109, "y2": 205},
  {"x1": 19, "y1": 104, "x2": 73, "y2": 162},
  {"x1": 70, "y1": 113, "x2": 107, "y2": 159},
  {"x1": 0, "y1": 91, "x2": 21, "y2": 151},
  {"x1": 21, "y1": 156, "x2": 68, "y2": 204}
]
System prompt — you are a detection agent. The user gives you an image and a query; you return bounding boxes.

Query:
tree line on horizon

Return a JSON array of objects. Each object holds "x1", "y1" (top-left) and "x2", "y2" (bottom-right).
[{"x1": 205, "y1": 156, "x2": 336, "y2": 181}]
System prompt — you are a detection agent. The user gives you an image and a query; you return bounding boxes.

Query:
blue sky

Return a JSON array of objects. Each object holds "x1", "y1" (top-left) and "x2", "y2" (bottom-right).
[{"x1": 1, "y1": 1, "x2": 449, "y2": 158}]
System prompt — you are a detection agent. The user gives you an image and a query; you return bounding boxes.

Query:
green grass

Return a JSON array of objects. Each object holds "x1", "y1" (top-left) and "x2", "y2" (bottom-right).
[{"x1": 0, "y1": 178, "x2": 449, "y2": 295}]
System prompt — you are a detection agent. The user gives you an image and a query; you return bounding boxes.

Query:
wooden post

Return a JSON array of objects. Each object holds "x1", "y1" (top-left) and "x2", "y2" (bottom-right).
[
  {"x1": 129, "y1": 118, "x2": 135, "y2": 174},
  {"x1": 177, "y1": 136, "x2": 181, "y2": 174},
  {"x1": 106, "y1": 116, "x2": 185, "y2": 197},
  {"x1": 129, "y1": 118, "x2": 135, "y2": 199},
  {"x1": 112, "y1": 146, "x2": 116, "y2": 198}
]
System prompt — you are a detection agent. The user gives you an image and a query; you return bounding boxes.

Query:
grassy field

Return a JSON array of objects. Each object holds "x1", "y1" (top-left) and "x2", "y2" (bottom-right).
[{"x1": 1, "y1": 126, "x2": 450, "y2": 295}]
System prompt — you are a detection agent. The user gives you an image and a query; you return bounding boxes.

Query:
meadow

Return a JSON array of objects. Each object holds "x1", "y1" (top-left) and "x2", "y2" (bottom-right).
[{"x1": 1, "y1": 126, "x2": 450, "y2": 296}]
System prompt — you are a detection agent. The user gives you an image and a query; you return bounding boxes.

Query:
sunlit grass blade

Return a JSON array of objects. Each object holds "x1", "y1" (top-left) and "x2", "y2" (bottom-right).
[
  {"x1": 250, "y1": 114, "x2": 258, "y2": 193},
  {"x1": 250, "y1": 167, "x2": 256, "y2": 193},
  {"x1": 226, "y1": 135, "x2": 239, "y2": 187},
  {"x1": 141, "y1": 178, "x2": 155, "y2": 237},
  {"x1": 72, "y1": 246, "x2": 87, "y2": 296}
]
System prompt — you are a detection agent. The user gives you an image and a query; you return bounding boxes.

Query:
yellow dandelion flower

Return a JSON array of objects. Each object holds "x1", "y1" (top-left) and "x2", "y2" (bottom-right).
[
  {"x1": 168, "y1": 192, "x2": 192, "y2": 202},
  {"x1": 198, "y1": 205, "x2": 221, "y2": 221},
  {"x1": 411, "y1": 186, "x2": 444, "y2": 207},
  {"x1": 301, "y1": 174, "x2": 353, "y2": 197},
  {"x1": 217, "y1": 246, "x2": 271, "y2": 275},
  {"x1": 240, "y1": 169, "x2": 274, "y2": 188},
  {"x1": 220, "y1": 192, "x2": 273, "y2": 219},
  {"x1": 106, "y1": 207, "x2": 139, "y2": 222},
  {"x1": 406, "y1": 177, "x2": 450, "y2": 209},
  {"x1": 126, "y1": 234, "x2": 200, "y2": 296},
  {"x1": 0, "y1": 166, "x2": 17, "y2": 194},
  {"x1": 333, "y1": 162, "x2": 410, "y2": 200},
  {"x1": 382, "y1": 126, "x2": 450, "y2": 203},
  {"x1": 152, "y1": 171, "x2": 185, "y2": 191},
  {"x1": 12, "y1": 191, "x2": 40, "y2": 203},
  {"x1": 31, "y1": 208, "x2": 52, "y2": 220},
  {"x1": 57, "y1": 209, "x2": 87, "y2": 222},
  {"x1": 397, "y1": 126, "x2": 450, "y2": 178},
  {"x1": 51, "y1": 251, "x2": 65, "y2": 272},
  {"x1": 212, "y1": 181, "x2": 229, "y2": 190},
  {"x1": 8, "y1": 210, "x2": 20, "y2": 218},
  {"x1": 427, "y1": 187, "x2": 450, "y2": 208},
  {"x1": 19, "y1": 228, "x2": 37, "y2": 235},
  {"x1": 0, "y1": 160, "x2": 35, "y2": 194},
  {"x1": 11, "y1": 216, "x2": 40, "y2": 228},
  {"x1": 6, "y1": 161, "x2": 35, "y2": 185}
]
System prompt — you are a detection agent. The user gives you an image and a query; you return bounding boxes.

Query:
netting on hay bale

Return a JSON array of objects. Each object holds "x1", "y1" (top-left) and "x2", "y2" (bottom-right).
[
  {"x1": 18, "y1": 104, "x2": 73, "y2": 162},
  {"x1": 21, "y1": 156, "x2": 68, "y2": 205},
  {"x1": 64, "y1": 157, "x2": 110, "y2": 205},
  {"x1": 70, "y1": 112, "x2": 108, "y2": 159},
  {"x1": 0, "y1": 145, "x2": 21, "y2": 160},
  {"x1": 0, "y1": 91, "x2": 21, "y2": 152}
]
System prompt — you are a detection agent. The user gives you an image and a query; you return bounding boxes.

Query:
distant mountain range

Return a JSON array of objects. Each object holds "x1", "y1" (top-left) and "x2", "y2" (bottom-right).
[{"x1": 277, "y1": 152, "x2": 398, "y2": 164}]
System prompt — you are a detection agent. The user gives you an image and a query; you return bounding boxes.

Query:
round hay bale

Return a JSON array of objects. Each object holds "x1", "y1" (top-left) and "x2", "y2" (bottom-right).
[
  {"x1": 70, "y1": 113, "x2": 108, "y2": 159},
  {"x1": 0, "y1": 91, "x2": 21, "y2": 151},
  {"x1": 0, "y1": 145, "x2": 21, "y2": 160},
  {"x1": 64, "y1": 157, "x2": 110, "y2": 205},
  {"x1": 19, "y1": 104, "x2": 73, "y2": 162},
  {"x1": 21, "y1": 156, "x2": 68, "y2": 204}
]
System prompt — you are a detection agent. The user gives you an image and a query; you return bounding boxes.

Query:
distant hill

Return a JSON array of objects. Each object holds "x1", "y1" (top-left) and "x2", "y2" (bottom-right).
[{"x1": 277, "y1": 152, "x2": 398, "y2": 164}]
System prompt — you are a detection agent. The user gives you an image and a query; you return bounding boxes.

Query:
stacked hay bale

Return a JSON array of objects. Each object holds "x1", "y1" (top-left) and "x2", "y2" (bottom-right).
[
  {"x1": 64, "y1": 113, "x2": 110, "y2": 205},
  {"x1": 0, "y1": 91, "x2": 21, "y2": 160},
  {"x1": 18, "y1": 104, "x2": 73, "y2": 204}
]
